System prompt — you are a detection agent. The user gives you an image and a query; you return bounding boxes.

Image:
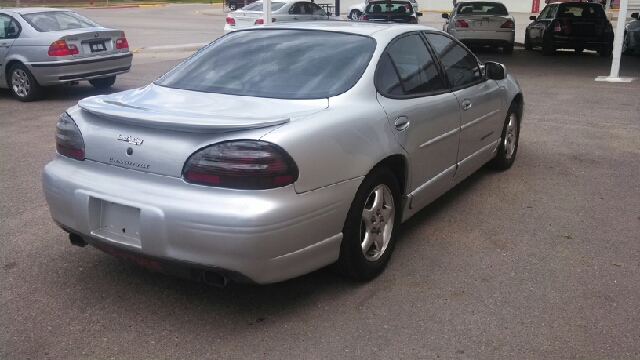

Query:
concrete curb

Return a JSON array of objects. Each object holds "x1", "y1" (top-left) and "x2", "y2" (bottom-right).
[{"x1": 84, "y1": 2, "x2": 167, "y2": 9}]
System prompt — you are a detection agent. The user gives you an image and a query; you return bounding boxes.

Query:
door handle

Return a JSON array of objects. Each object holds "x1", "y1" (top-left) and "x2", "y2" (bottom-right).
[
  {"x1": 462, "y1": 100, "x2": 472, "y2": 111},
  {"x1": 394, "y1": 116, "x2": 410, "y2": 131}
]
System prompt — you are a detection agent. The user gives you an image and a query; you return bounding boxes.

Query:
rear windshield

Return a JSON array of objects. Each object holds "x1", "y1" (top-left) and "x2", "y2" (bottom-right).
[
  {"x1": 242, "y1": 2, "x2": 286, "y2": 11},
  {"x1": 557, "y1": 4, "x2": 606, "y2": 19},
  {"x1": 155, "y1": 29, "x2": 376, "y2": 100},
  {"x1": 22, "y1": 11, "x2": 99, "y2": 32},
  {"x1": 457, "y1": 2, "x2": 508, "y2": 15},
  {"x1": 366, "y1": 2, "x2": 414, "y2": 13}
]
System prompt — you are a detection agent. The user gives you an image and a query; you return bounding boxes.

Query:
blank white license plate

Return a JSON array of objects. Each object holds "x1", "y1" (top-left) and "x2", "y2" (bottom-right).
[
  {"x1": 95, "y1": 201, "x2": 141, "y2": 247},
  {"x1": 90, "y1": 42, "x2": 106, "y2": 53}
]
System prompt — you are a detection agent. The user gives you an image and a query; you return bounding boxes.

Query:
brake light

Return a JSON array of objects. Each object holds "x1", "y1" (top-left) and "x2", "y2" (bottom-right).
[
  {"x1": 254, "y1": 18, "x2": 276, "y2": 24},
  {"x1": 553, "y1": 20, "x2": 561, "y2": 32},
  {"x1": 455, "y1": 20, "x2": 469, "y2": 27},
  {"x1": 183, "y1": 140, "x2": 299, "y2": 190},
  {"x1": 55, "y1": 112, "x2": 84, "y2": 160},
  {"x1": 115, "y1": 34, "x2": 129, "y2": 49},
  {"x1": 48, "y1": 40, "x2": 78, "y2": 56},
  {"x1": 361, "y1": 15, "x2": 368, "y2": 20},
  {"x1": 500, "y1": 20, "x2": 514, "y2": 29},
  {"x1": 226, "y1": 16, "x2": 236, "y2": 25},
  {"x1": 409, "y1": 16, "x2": 418, "y2": 24}
]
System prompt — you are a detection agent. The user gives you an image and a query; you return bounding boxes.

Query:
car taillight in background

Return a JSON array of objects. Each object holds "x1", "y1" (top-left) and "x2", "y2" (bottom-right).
[
  {"x1": 48, "y1": 40, "x2": 78, "y2": 56},
  {"x1": 409, "y1": 16, "x2": 418, "y2": 24},
  {"x1": 115, "y1": 34, "x2": 129, "y2": 49},
  {"x1": 553, "y1": 20, "x2": 561, "y2": 32},
  {"x1": 55, "y1": 112, "x2": 84, "y2": 160},
  {"x1": 361, "y1": 15, "x2": 368, "y2": 20},
  {"x1": 254, "y1": 18, "x2": 276, "y2": 24},
  {"x1": 183, "y1": 140, "x2": 299, "y2": 190},
  {"x1": 500, "y1": 20, "x2": 514, "y2": 29},
  {"x1": 226, "y1": 16, "x2": 236, "y2": 25},
  {"x1": 455, "y1": 20, "x2": 469, "y2": 27}
]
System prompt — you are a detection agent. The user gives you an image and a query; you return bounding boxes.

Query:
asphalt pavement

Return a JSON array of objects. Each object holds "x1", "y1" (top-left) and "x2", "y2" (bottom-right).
[{"x1": 1, "y1": 5, "x2": 640, "y2": 359}]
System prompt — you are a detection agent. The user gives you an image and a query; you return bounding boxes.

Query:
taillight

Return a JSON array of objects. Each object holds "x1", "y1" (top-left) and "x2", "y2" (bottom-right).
[
  {"x1": 183, "y1": 140, "x2": 298, "y2": 190},
  {"x1": 500, "y1": 20, "x2": 514, "y2": 29},
  {"x1": 115, "y1": 34, "x2": 129, "y2": 49},
  {"x1": 55, "y1": 112, "x2": 84, "y2": 161},
  {"x1": 48, "y1": 40, "x2": 78, "y2": 56},
  {"x1": 409, "y1": 16, "x2": 418, "y2": 24},
  {"x1": 254, "y1": 18, "x2": 276, "y2": 24},
  {"x1": 361, "y1": 15, "x2": 368, "y2": 20},
  {"x1": 226, "y1": 16, "x2": 236, "y2": 25},
  {"x1": 553, "y1": 20, "x2": 561, "y2": 32},
  {"x1": 455, "y1": 20, "x2": 469, "y2": 27}
]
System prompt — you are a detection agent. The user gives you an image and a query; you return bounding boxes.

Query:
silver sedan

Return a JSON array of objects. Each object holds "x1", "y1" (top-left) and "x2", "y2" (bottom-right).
[
  {"x1": 623, "y1": 12, "x2": 640, "y2": 55},
  {"x1": 0, "y1": 8, "x2": 132, "y2": 101},
  {"x1": 43, "y1": 23, "x2": 524, "y2": 286},
  {"x1": 443, "y1": 1, "x2": 516, "y2": 54}
]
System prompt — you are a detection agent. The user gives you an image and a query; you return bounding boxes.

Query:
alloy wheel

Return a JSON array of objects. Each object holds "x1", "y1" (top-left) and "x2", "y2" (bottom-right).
[
  {"x1": 11, "y1": 69, "x2": 30, "y2": 98},
  {"x1": 360, "y1": 184, "x2": 395, "y2": 262},
  {"x1": 504, "y1": 113, "x2": 518, "y2": 160}
]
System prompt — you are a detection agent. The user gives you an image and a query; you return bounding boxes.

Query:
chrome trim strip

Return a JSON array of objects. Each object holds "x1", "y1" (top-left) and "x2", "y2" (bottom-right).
[
  {"x1": 461, "y1": 109, "x2": 500, "y2": 131},
  {"x1": 420, "y1": 127, "x2": 460, "y2": 148}
]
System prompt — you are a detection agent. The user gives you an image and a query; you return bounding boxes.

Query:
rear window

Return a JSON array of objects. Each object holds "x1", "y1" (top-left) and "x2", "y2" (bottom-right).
[
  {"x1": 366, "y1": 2, "x2": 414, "y2": 13},
  {"x1": 557, "y1": 4, "x2": 606, "y2": 19},
  {"x1": 22, "y1": 11, "x2": 99, "y2": 32},
  {"x1": 155, "y1": 29, "x2": 376, "y2": 100},
  {"x1": 457, "y1": 2, "x2": 508, "y2": 15},
  {"x1": 242, "y1": 2, "x2": 286, "y2": 11}
]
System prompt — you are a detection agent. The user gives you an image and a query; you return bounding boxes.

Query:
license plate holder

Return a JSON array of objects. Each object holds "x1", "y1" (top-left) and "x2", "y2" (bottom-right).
[
  {"x1": 92, "y1": 200, "x2": 141, "y2": 248},
  {"x1": 90, "y1": 42, "x2": 106, "y2": 53}
]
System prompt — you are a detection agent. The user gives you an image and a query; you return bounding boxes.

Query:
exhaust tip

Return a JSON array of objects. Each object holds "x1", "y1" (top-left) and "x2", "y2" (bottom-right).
[
  {"x1": 69, "y1": 233, "x2": 88, "y2": 247},
  {"x1": 202, "y1": 271, "x2": 228, "y2": 288}
]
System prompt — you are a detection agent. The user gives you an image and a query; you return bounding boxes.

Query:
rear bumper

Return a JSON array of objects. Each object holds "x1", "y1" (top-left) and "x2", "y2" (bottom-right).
[
  {"x1": 43, "y1": 156, "x2": 359, "y2": 284},
  {"x1": 551, "y1": 35, "x2": 612, "y2": 49},
  {"x1": 448, "y1": 29, "x2": 514, "y2": 46},
  {"x1": 27, "y1": 52, "x2": 133, "y2": 85}
]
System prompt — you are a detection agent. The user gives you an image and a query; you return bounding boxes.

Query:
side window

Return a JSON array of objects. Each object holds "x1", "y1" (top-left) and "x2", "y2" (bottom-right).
[
  {"x1": 310, "y1": 3, "x2": 327, "y2": 16},
  {"x1": 424, "y1": 33, "x2": 483, "y2": 88},
  {"x1": 538, "y1": 5, "x2": 555, "y2": 20},
  {"x1": 0, "y1": 15, "x2": 20, "y2": 39},
  {"x1": 375, "y1": 33, "x2": 446, "y2": 97}
]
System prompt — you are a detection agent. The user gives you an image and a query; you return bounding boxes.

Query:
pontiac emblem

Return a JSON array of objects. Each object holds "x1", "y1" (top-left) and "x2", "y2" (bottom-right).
[{"x1": 118, "y1": 135, "x2": 144, "y2": 146}]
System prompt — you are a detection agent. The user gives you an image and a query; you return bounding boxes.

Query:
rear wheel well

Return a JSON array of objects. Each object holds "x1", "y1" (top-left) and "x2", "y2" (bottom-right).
[
  {"x1": 511, "y1": 93, "x2": 524, "y2": 120},
  {"x1": 373, "y1": 155, "x2": 408, "y2": 196},
  {"x1": 4, "y1": 60, "x2": 22, "y2": 86}
]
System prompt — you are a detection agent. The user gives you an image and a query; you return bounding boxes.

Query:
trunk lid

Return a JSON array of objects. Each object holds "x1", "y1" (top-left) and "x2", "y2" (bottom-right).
[
  {"x1": 364, "y1": 13, "x2": 415, "y2": 23},
  {"x1": 557, "y1": 17, "x2": 608, "y2": 38},
  {"x1": 74, "y1": 84, "x2": 328, "y2": 177},
  {"x1": 232, "y1": 11, "x2": 263, "y2": 29},
  {"x1": 457, "y1": 15, "x2": 511, "y2": 30},
  {"x1": 57, "y1": 28, "x2": 127, "y2": 58}
]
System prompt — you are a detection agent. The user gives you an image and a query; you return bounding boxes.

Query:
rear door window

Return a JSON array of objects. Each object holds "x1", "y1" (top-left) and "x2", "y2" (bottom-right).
[
  {"x1": 241, "y1": 2, "x2": 286, "y2": 11},
  {"x1": 424, "y1": 33, "x2": 483, "y2": 89},
  {"x1": 0, "y1": 14, "x2": 21, "y2": 39}
]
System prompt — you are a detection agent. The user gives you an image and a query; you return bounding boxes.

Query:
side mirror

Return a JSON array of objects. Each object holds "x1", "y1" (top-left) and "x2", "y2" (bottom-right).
[
  {"x1": 485, "y1": 61, "x2": 506, "y2": 80},
  {"x1": 442, "y1": 13, "x2": 450, "y2": 19},
  {"x1": 529, "y1": 15, "x2": 537, "y2": 21},
  {"x1": 416, "y1": 12, "x2": 423, "y2": 17},
  {"x1": 631, "y1": 13, "x2": 639, "y2": 19}
]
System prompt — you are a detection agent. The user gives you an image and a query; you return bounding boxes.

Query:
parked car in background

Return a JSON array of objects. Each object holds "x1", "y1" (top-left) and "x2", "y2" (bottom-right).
[
  {"x1": 525, "y1": 1, "x2": 614, "y2": 56},
  {"x1": 0, "y1": 8, "x2": 132, "y2": 102},
  {"x1": 43, "y1": 23, "x2": 524, "y2": 286},
  {"x1": 224, "y1": 1, "x2": 337, "y2": 33},
  {"x1": 442, "y1": 1, "x2": 515, "y2": 54},
  {"x1": 348, "y1": 0, "x2": 419, "y2": 20},
  {"x1": 360, "y1": 0, "x2": 423, "y2": 23},
  {"x1": 623, "y1": 12, "x2": 640, "y2": 55},
  {"x1": 226, "y1": 0, "x2": 258, "y2": 11}
]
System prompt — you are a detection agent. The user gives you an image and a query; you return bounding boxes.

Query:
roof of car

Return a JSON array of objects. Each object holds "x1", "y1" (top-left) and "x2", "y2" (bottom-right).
[
  {"x1": 1, "y1": 7, "x2": 74, "y2": 15},
  {"x1": 242, "y1": 21, "x2": 438, "y2": 36}
]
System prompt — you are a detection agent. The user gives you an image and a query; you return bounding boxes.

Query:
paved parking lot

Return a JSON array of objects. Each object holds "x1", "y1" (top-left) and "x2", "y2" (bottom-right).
[{"x1": 1, "y1": 5, "x2": 640, "y2": 359}]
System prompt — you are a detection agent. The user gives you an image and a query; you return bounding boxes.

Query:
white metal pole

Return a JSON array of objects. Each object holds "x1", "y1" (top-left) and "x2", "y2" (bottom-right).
[
  {"x1": 264, "y1": 0, "x2": 272, "y2": 26},
  {"x1": 605, "y1": 0, "x2": 611, "y2": 12},
  {"x1": 609, "y1": 0, "x2": 628, "y2": 78}
]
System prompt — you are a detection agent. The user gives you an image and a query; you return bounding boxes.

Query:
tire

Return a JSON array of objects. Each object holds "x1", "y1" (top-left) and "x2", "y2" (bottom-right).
[
  {"x1": 574, "y1": 47, "x2": 584, "y2": 53},
  {"x1": 89, "y1": 76, "x2": 116, "y2": 89},
  {"x1": 622, "y1": 32, "x2": 634, "y2": 56},
  {"x1": 524, "y1": 33, "x2": 533, "y2": 51},
  {"x1": 489, "y1": 103, "x2": 520, "y2": 171},
  {"x1": 349, "y1": 9, "x2": 361, "y2": 20},
  {"x1": 541, "y1": 39, "x2": 555, "y2": 56},
  {"x1": 9, "y1": 63, "x2": 41, "y2": 102},
  {"x1": 503, "y1": 43, "x2": 514, "y2": 54},
  {"x1": 598, "y1": 44, "x2": 613, "y2": 57},
  {"x1": 333, "y1": 167, "x2": 401, "y2": 281},
  {"x1": 229, "y1": 2, "x2": 236, "y2": 10}
]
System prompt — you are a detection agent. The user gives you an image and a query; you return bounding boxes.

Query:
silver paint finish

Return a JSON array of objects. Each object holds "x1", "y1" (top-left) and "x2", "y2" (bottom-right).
[
  {"x1": 43, "y1": 22, "x2": 524, "y2": 284},
  {"x1": 361, "y1": 184, "x2": 395, "y2": 262}
]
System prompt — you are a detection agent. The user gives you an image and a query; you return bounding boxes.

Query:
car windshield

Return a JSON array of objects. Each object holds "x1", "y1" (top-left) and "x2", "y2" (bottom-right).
[
  {"x1": 366, "y1": 2, "x2": 414, "y2": 14},
  {"x1": 22, "y1": 11, "x2": 99, "y2": 32},
  {"x1": 457, "y1": 2, "x2": 508, "y2": 15},
  {"x1": 242, "y1": 2, "x2": 286, "y2": 11},
  {"x1": 557, "y1": 4, "x2": 606, "y2": 19},
  {"x1": 155, "y1": 29, "x2": 376, "y2": 100}
]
